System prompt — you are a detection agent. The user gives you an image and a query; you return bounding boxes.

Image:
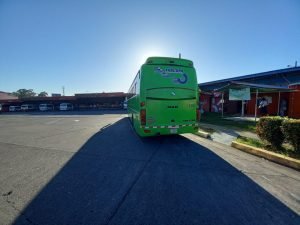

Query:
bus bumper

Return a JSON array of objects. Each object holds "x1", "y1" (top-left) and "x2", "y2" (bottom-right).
[{"x1": 138, "y1": 124, "x2": 198, "y2": 137}]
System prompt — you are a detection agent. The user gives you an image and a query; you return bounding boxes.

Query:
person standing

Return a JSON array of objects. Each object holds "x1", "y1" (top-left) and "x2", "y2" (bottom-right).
[{"x1": 259, "y1": 97, "x2": 268, "y2": 116}]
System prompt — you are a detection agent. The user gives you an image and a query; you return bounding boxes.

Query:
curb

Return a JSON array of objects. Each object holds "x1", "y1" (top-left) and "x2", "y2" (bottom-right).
[
  {"x1": 194, "y1": 131, "x2": 210, "y2": 138},
  {"x1": 231, "y1": 141, "x2": 300, "y2": 171}
]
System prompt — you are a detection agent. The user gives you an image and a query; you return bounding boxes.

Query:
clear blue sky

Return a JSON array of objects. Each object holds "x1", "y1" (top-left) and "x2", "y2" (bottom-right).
[{"x1": 0, "y1": 0, "x2": 299, "y2": 95}]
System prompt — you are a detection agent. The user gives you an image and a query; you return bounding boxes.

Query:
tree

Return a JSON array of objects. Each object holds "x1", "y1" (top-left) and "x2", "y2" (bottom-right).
[
  {"x1": 12, "y1": 89, "x2": 36, "y2": 98},
  {"x1": 38, "y1": 91, "x2": 48, "y2": 97}
]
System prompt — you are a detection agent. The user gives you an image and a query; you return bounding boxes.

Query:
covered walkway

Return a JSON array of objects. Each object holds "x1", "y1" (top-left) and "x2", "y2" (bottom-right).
[{"x1": 212, "y1": 81, "x2": 298, "y2": 120}]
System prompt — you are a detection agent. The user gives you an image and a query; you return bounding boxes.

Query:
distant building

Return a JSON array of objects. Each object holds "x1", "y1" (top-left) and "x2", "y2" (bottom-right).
[
  {"x1": 0, "y1": 91, "x2": 18, "y2": 100},
  {"x1": 51, "y1": 93, "x2": 61, "y2": 97},
  {"x1": 0, "y1": 91, "x2": 127, "y2": 112}
]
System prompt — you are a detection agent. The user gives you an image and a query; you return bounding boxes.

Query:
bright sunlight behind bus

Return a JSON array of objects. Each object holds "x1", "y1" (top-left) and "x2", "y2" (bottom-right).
[{"x1": 139, "y1": 49, "x2": 165, "y2": 64}]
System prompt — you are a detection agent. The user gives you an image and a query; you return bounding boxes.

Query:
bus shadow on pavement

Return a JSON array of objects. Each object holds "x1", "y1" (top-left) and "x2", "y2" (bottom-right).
[{"x1": 13, "y1": 118, "x2": 299, "y2": 225}]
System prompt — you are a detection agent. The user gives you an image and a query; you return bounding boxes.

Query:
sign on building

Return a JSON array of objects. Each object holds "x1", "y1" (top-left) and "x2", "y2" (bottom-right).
[{"x1": 229, "y1": 88, "x2": 250, "y2": 100}]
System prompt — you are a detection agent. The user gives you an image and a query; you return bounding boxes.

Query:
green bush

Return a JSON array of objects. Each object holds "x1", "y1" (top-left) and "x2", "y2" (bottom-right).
[
  {"x1": 282, "y1": 119, "x2": 300, "y2": 153},
  {"x1": 256, "y1": 116, "x2": 285, "y2": 149}
]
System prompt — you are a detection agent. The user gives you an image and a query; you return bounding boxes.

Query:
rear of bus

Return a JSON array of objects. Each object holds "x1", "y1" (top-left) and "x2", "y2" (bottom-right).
[{"x1": 137, "y1": 57, "x2": 199, "y2": 136}]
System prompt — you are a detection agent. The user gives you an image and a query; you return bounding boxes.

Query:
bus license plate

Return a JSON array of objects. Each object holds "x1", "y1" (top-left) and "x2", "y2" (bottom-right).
[{"x1": 170, "y1": 128, "x2": 177, "y2": 134}]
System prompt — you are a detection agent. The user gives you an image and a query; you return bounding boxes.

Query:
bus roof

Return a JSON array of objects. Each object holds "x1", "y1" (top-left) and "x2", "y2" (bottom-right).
[{"x1": 144, "y1": 57, "x2": 193, "y2": 67}]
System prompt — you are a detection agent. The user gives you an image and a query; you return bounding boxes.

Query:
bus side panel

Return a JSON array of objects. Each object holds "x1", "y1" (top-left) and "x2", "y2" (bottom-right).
[
  {"x1": 127, "y1": 70, "x2": 143, "y2": 136},
  {"x1": 127, "y1": 95, "x2": 139, "y2": 124},
  {"x1": 129, "y1": 99, "x2": 146, "y2": 137}
]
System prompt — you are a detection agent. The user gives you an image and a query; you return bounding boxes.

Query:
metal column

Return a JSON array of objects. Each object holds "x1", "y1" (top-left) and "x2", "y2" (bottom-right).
[
  {"x1": 221, "y1": 92, "x2": 224, "y2": 118},
  {"x1": 277, "y1": 91, "x2": 281, "y2": 116},
  {"x1": 254, "y1": 89, "x2": 258, "y2": 121}
]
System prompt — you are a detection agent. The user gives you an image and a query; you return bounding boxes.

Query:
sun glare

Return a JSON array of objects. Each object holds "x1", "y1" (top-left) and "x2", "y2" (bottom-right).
[{"x1": 139, "y1": 49, "x2": 165, "y2": 64}]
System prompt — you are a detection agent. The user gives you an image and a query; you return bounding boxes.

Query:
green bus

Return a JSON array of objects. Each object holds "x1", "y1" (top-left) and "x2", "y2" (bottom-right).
[{"x1": 127, "y1": 56, "x2": 199, "y2": 137}]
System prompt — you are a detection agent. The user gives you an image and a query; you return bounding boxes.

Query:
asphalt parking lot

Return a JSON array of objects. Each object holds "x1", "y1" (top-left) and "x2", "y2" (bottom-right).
[{"x1": 0, "y1": 111, "x2": 299, "y2": 225}]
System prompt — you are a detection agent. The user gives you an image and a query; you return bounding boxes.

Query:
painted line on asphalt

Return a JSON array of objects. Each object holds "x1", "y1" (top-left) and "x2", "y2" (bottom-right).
[
  {"x1": 45, "y1": 119, "x2": 63, "y2": 125},
  {"x1": 261, "y1": 175, "x2": 271, "y2": 182},
  {"x1": 289, "y1": 193, "x2": 300, "y2": 201}
]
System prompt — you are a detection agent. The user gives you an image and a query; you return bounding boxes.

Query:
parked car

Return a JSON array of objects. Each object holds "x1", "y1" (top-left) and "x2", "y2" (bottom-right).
[
  {"x1": 39, "y1": 104, "x2": 54, "y2": 111},
  {"x1": 123, "y1": 102, "x2": 127, "y2": 109},
  {"x1": 9, "y1": 106, "x2": 21, "y2": 112},
  {"x1": 59, "y1": 103, "x2": 73, "y2": 111},
  {"x1": 21, "y1": 104, "x2": 35, "y2": 111}
]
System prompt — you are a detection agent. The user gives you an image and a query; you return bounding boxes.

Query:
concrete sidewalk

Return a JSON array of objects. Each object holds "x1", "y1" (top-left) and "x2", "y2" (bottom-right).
[{"x1": 199, "y1": 122, "x2": 259, "y2": 146}]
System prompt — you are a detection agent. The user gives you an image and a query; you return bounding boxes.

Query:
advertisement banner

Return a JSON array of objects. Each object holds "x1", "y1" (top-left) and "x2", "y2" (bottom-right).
[{"x1": 229, "y1": 88, "x2": 250, "y2": 100}]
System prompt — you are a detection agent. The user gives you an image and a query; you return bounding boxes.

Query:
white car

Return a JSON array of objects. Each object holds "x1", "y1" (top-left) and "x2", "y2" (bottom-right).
[
  {"x1": 39, "y1": 104, "x2": 54, "y2": 111},
  {"x1": 59, "y1": 103, "x2": 73, "y2": 111},
  {"x1": 21, "y1": 104, "x2": 35, "y2": 111},
  {"x1": 9, "y1": 106, "x2": 21, "y2": 112}
]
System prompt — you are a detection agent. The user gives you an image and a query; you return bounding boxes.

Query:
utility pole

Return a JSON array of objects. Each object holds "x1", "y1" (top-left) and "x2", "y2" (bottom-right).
[{"x1": 62, "y1": 86, "x2": 65, "y2": 96}]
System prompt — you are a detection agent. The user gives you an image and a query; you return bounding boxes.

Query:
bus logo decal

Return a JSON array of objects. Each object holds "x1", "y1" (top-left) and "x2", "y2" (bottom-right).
[
  {"x1": 175, "y1": 74, "x2": 187, "y2": 84},
  {"x1": 155, "y1": 67, "x2": 188, "y2": 84}
]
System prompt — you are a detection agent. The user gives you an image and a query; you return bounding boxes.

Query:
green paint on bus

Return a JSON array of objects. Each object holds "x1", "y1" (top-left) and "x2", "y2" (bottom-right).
[{"x1": 128, "y1": 56, "x2": 199, "y2": 137}]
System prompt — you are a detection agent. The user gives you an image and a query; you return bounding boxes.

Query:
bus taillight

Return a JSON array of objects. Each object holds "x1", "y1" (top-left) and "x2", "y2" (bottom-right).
[
  {"x1": 140, "y1": 109, "x2": 146, "y2": 126},
  {"x1": 196, "y1": 109, "x2": 200, "y2": 121}
]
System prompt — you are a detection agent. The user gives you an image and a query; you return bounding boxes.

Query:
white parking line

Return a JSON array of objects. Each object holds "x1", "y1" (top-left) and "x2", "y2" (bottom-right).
[
  {"x1": 45, "y1": 119, "x2": 63, "y2": 125},
  {"x1": 289, "y1": 193, "x2": 300, "y2": 201},
  {"x1": 262, "y1": 175, "x2": 271, "y2": 182}
]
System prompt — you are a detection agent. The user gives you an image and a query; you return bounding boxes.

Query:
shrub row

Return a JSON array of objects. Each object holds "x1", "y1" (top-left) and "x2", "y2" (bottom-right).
[
  {"x1": 256, "y1": 117, "x2": 284, "y2": 149},
  {"x1": 256, "y1": 116, "x2": 300, "y2": 153},
  {"x1": 282, "y1": 119, "x2": 300, "y2": 152}
]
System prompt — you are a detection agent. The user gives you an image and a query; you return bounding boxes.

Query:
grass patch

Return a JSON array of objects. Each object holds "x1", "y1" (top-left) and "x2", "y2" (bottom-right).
[
  {"x1": 237, "y1": 136, "x2": 264, "y2": 148},
  {"x1": 236, "y1": 136, "x2": 300, "y2": 160},
  {"x1": 200, "y1": 112, "x2": 256, "y2": 132}
]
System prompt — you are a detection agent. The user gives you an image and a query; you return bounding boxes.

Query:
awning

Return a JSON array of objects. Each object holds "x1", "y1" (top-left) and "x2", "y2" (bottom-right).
[{"x1": 214, "y1": 81, "x2": 293, "y2": 93}]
